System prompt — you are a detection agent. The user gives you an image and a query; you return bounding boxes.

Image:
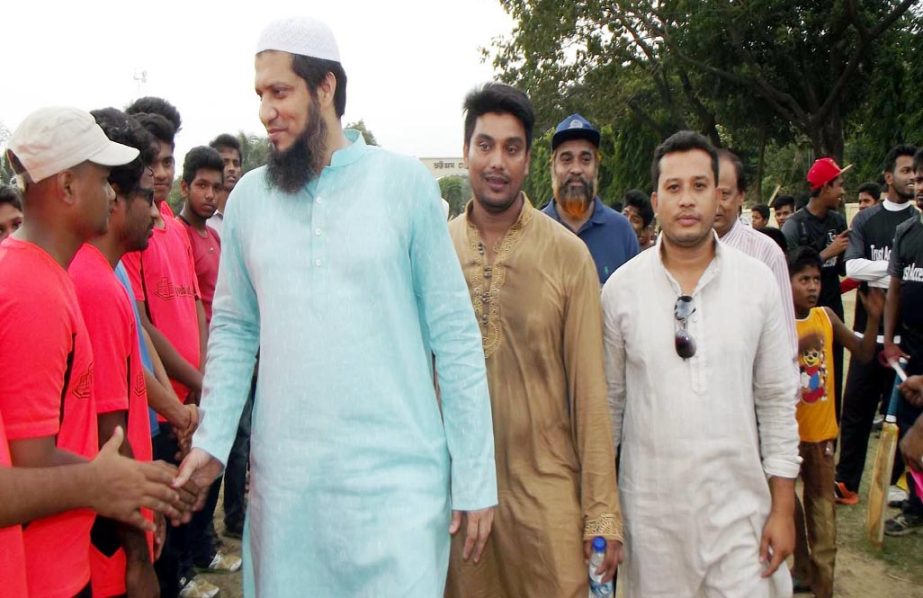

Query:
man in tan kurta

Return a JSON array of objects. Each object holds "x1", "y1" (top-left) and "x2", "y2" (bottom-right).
[{"x1": 445, "y1": 82, "x2": 622, "y2": 598}]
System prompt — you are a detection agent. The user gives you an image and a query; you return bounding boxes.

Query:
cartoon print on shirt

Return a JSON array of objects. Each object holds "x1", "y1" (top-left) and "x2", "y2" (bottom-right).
[{"x1": 799, "y1": 336, "x2": 827, "y2": 404}]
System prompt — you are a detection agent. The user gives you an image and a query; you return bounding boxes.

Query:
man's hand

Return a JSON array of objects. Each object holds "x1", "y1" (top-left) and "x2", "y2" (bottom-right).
[
  {"x1": 899, "y1": 375, "x2": 923, "y2": 408},
  {"x1": 759, "y1": 510, "x2": 795, "y2": 577},
  {"x1": 820, "y1": 230, "x2": 849, "y2": 260},
  {"x1": 882, "y1": 342, "x2": 910, "y2": 368},
  {"x1": 583, "y1": 539, "x2": 623, "y2": 584},
  {"x1": 449, "y1": 507, "x2": 494, "y2": 564},
  {"x1": 173, "y1": 448, "x2": 224, "y2": 516},
  {"x1": 900, "y1": 414, "x2": 923, "y2": 473},
  {"x1": 89, "y1": 427, "x2": 187, "y2": 531},
  {"x1": 169, "y1": 404, "x2": 199, "y2": 441},
  {"x1": 125, "y1": 558, "x2": 160, "y2": 598}
]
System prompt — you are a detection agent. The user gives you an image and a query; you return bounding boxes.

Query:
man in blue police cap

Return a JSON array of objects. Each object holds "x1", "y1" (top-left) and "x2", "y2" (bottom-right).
[{"x1": 542, "y1": 114, "x2": 639, "y2": 284}]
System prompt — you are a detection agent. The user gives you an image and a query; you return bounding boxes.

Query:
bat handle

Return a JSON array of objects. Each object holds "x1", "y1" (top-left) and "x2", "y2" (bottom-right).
[{"x1": 889, "y1": 359, "x2": 909, "y2": 383}]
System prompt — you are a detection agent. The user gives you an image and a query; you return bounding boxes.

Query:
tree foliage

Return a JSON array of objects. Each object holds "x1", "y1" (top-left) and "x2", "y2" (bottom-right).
[
  {"x1": 490, "y1": 0, "x2": 919, "y2": 203},
  {"x1": 438, "y1": 175, "x2": 472, "y2": 217},
  {"x1": 237, "y1": 132, "x2": 270, "y2": 174},
  {"x1": 346, "y1": 119, "x2": 379, "y2": 146},
  {"x1": 0, "y1": 154, "x2": 14, "y2": 186}
]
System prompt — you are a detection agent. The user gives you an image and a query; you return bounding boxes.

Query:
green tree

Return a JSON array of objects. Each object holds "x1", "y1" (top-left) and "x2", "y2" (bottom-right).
[
  {"x1": 490, "y1": 0, "x2": 917, "y2": 200},
  {"x1": 438, "y1": 175, "x2": 472, "y2": 217},
  {"x1": 0, "y1": 121, "x2": 14, "y2": 185},
  {"x1": 237, "y1": 132, "x2": 270, "y2": 174},
  {"x1": 346, "y1": 120, "x2": 379, "y2": 146},
  {"x1": 167, "y1": 180, "x2": 184, "y2": 214},
  {"x1": 0, "y1": 154, "x2": 14, "y2": 186}
]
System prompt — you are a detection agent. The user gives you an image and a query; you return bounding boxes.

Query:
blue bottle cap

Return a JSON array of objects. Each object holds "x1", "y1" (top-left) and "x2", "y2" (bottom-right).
[{"x1": 592, "y1": 536, "x2": 606, "y2": 552}]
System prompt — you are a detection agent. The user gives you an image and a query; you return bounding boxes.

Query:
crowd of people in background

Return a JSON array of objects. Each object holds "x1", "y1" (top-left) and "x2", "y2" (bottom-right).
[
  {"x1": 0, "y1": 99, "x2": 248, "y2": 597},
  {"x1": 2, "y1": 14, "x2": 923, "y2": 598}
]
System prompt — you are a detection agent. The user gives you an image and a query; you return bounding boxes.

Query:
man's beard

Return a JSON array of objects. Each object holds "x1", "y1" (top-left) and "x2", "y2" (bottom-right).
[
  {"x1": 556, "y1": 176, "x2": 594, "y2": 219},
  {"x1": 266, "y1": 100, "x2": 328, "y2": 194},
  {"x1": 895, "y1": 183, "x2": 915, "y2": 201}
]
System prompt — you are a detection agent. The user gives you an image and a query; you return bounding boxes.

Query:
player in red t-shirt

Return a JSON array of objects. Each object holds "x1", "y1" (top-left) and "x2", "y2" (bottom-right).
[
  {"x1": 121, "y1": 114, "x2": 206, "y2": 416},
  {"x1": 177, "y1": 146, "x2": 224, "y2": 324},
  {"x1": 0, "y1": 107, "x2": 140, "y2": 597},
  {"x1": 0, "y1": 410, "x2": 28, "y2": 596},
  {"x1": 175, "y1": 145, "x2": 245, "y2": 578},
  {"x1": 70, "y1": 108, "x2": 164, "y2": 597},
  {"x1": 124, "y1": 103, "x2": 229, "y2": 597},
  {"x1": 0, "y1": 422, "x2": 190, "y2": 596}
]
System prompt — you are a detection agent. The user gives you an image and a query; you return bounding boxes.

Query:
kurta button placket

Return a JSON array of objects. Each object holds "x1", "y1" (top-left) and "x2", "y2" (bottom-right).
[{"x1": 312, "y1": 193, "x2": 326, "y2": 291}]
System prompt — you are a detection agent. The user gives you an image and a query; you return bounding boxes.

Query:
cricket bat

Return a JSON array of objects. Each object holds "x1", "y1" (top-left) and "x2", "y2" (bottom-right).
[
  {"x1": 885, "y1": 363, "x2": 923, "y2": 499},
  {"x1": 867, "y1": 360, "x2": 906, "y2": 547}
]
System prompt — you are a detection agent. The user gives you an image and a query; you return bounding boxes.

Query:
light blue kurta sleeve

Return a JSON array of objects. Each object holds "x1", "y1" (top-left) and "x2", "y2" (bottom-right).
[
  {"x1": 192, "y1": 177, "x2": 260, "y2": 465},
  {"x1": 409, "y1": 168, "x2": 498, "y2": 511}
]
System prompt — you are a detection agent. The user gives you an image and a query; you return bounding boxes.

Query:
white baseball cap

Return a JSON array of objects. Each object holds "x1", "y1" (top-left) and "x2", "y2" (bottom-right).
[{"x1": 7, "y1": 106, "x2": 140, "y2": 184}]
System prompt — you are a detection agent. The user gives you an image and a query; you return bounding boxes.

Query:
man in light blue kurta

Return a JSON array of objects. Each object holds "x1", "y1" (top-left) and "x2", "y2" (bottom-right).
[{"x1": 175, "y1": 17, "x2": 498, "y2": 597}]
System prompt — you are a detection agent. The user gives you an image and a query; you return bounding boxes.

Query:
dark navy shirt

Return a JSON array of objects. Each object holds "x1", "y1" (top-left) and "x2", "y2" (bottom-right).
[
  {"x1": 542, "y1": 197, "x2": 639, "y2": 284},
  {"x1": 889, "y1": 214, "x2": 923, "y2": 374},
  {"x1": 846, "y1": 202, "x2": 918, "y2": 333}
]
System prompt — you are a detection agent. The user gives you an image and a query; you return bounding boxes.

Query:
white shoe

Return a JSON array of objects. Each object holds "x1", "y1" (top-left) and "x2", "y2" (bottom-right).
[
  {"x1": 196, "y1": 550, "x2": 243, "y2": 574},
  {"x1": 179, "y1": 576, "x2": 220, "y2": 598},
  {"x1": 888, "y1": 485, "x2": 909, "y2": 508}
]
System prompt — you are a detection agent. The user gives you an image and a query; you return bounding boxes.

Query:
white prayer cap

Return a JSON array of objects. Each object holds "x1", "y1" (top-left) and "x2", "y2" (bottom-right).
[{"x1": 256, "y1": 17, "x2": 341, "y2": 63}]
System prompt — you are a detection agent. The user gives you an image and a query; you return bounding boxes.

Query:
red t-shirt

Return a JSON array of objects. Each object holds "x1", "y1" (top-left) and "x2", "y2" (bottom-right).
[
  {"x1": 0, "y1": 238, "x2": 98, "y2": 598},
  {"x1": 69, "y1": 244, "x2": 154, "y2": 596},
  {"x1": 122, "y1": 202, "x2": 201, "y2": 406},
  {"x1": 0, "y1": 411, "x2": 28, "y2": 596},
  {"x1": 178, "y1": 218, "x2": 221, "y2": 324}
]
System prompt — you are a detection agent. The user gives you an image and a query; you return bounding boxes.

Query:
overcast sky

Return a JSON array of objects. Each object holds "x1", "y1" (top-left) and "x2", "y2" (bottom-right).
[{"x1": 2, "y1": 0, "x2": 513, "y2": 166}]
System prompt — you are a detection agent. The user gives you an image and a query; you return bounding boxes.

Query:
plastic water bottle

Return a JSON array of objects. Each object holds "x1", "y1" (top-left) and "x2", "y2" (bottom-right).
[{"x1": 588, "y1": 536, "x2": 613, "y2": 597}]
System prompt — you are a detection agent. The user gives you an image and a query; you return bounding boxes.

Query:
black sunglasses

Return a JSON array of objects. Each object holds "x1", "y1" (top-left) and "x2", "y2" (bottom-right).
[{"x1": 674, "y1": 295, "x2": 697, "y2": 359}]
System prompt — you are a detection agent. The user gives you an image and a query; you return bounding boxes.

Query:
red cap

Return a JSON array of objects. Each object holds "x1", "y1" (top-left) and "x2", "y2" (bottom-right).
[{"x1": 807, "y1": 157, "x2": 852, "y2": 190}]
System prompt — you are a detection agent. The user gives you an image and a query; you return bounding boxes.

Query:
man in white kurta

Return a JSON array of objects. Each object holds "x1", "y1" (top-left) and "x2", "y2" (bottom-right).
[
  {"x1": 602, "y1": 131, "x2": 800, "y2": 597},
  {"x1": 176, "y1": 17, "x2": 497, "y2": 596}
]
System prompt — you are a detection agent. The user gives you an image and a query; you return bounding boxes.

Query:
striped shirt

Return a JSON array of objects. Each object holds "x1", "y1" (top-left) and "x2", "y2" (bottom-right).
[{"x1": 721, "y1": 219, "x2": 798, "y2": 358}]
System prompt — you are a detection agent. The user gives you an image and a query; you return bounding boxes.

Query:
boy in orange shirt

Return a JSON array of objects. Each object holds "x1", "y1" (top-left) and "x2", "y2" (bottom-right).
[{"x1": 788, "y1": 247, "x2": 883, "y2": 598}]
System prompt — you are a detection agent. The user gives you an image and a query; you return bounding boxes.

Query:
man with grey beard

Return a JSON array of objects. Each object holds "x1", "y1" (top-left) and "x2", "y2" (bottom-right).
[
  {"x1": 541, "y1": 114, "x2": 638, "y2": 284},
  {"x1": 174, "y1": 16, "x2": 498, "y2": 597}
]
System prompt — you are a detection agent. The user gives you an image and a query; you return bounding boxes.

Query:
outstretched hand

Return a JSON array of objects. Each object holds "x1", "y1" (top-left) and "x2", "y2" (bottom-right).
[
  {"x1": 172, "y1": 448, "x2": 224, "y2": 524},
  {"x1": 89, "y1": 427, "x2": 189, "y2": 531}
]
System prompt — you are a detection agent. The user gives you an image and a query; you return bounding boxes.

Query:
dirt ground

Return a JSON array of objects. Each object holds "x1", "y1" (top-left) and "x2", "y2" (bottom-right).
[{"x1": 831, "y1": 546, "x2": 922, "y2": 597}]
